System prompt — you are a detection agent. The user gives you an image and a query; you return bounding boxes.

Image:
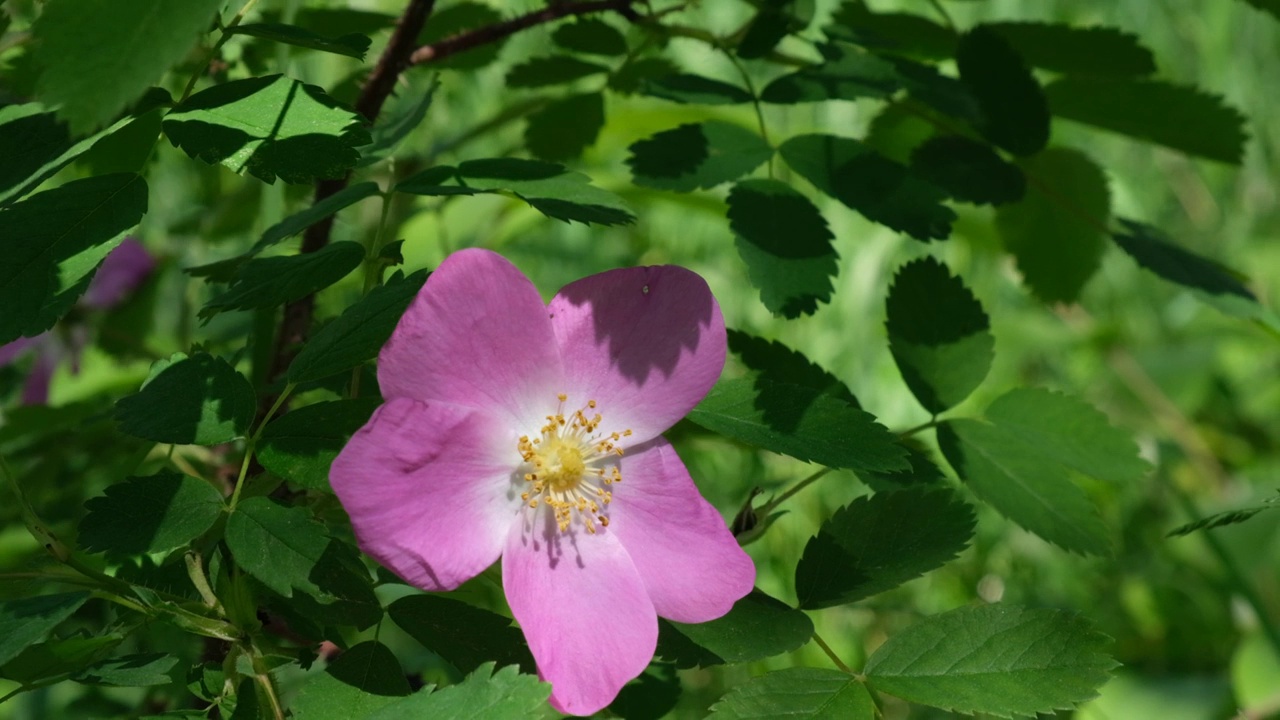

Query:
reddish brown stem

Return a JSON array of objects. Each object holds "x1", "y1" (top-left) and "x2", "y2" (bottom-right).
[{"x1": 408, "y1": 0, "x2": 640, "y2": 65}]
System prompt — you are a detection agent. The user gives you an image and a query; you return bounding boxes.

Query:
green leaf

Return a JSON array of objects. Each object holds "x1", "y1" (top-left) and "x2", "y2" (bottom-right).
[
  {"x1": 163, "y1": 75, "x2": 371, "y2": 184},
  {"x1": 388, "y1": 595, "x2": 535, "y2": 674},
  {"x1": 985, "y1": 22, "x2": 1155, "y2": 76},
  {"x1": 225, "y1": 497, "x2": 340, "y2": 599},
  {"x1": 524, "y1": 92, "x2": 604, "y2": 162},
  {"x1": 229, "y1": 23, "x2": 371, "y2": 60},
  {"x1": 627, "y1": 121, "x2": 772, "y2": 192},
  {"x1": 1, "y1": 635, "x2": 121, "y2": 685},
  {"x1": 200, "y1": 241, "x2": 363, "y2": 318},
  {"x1": 727, "y1": 330, "x2": 856, "y2": 404},
  {"x1": 658, "y1": 590, "x2": 814, "y2": 669},
  {"x1": 885, "y1": 257, "x2": 993, "y2": 413},
  {"x1": 825, "y1": 1, "x2": 957, "y2": 58},
  {"x1": 688, "y1": 377, "x2": 910, "y2": 473},
  {"x1": 864, "y1": 604, "x2": 1117, "y2": 717},
  {"x1": 553, "y1": 18, "x2": 628, "y2": 56},
  {"x1": 641, "y1": 73, "x2": 753, "y2": 104},
  {"x1": 995, "y1": 148, "x2": 1110, "y2": 303},
  {"x1": 288, "y1": 270, "x2": 428, "y2": 384},
  {"x1": 909, "y1": 135, "x2": 1026, "y2": 206},
  {"x1": 507, "y1": 56, "x2": 610, "y2": 88},
  {"x1": 761, "y1": 45, "x2": 902, "y2": 104},
  {"x1": 115, "y1": 353, "x2": 256, "y2": 445},
  {"x1": 292, "y1": 641, "x2": 411, "y2": 720},
  {"x1": 1044, "y1": 78, "x2": 1247, "y2": 164},
  {"x1": 254, "y1": 183, "x2": 382, "y2": 252},
  {"x1": 1167, "y1": 495, "x2": 1280, "y2": 537},
  {"x1": 727, "y1": 179, "x2": 838, "y2": 318},
  {"x1": 609, "y1": 664, "x2": 681, "y2": 720},
  {"x1": 281, "y1": 539, "x2": 382, "y2": 631},
  {"x1": 367, "y1": 663, "x2": 550, "y2": 720},
  {"x1": 356, "y1": 79, "x2": 436, "y2": 168},
  {"x1": 457, "y1": 158, "x2": 634, "y2": 226},
  {"x1": 80, "y1": 107, "x2": 166, "y2": 176},
  {"x1": 0, "y1": 592, "x2": 90, "y2": 666},
  {"x1": 609, "y1": 58, "x2": 681, "y2": 95},
  {"x1": 708, "y1": 668, "x2": 875, "y2": 720},
  {"x1": 957, "y1": 26, "x2": 1050, "y2": 157},
  {"x1": 738, "y1": 1, "x2": 814, "y2": 60},
  {"x1": 75, "y1": 653, "x2": 180, "y2": 686},
  {"x1": 415, "y1": 2, "x2": 505, "y2": 70},
  {"x1": 32, "y1": 0, "x2": 221, "y2": 133},
  {"x1": 1112, "y1": 218, "x2": 1255, "y2": 300},
  {"x1": 779, "y1": 134, "x2": 954, "y2": 242},
  {"x1": 258, "y1": 399, "x2": 380, "y2": 492},
  {"x1": 857, "y1": 442, "x2": 946, "y2": 489},
  {"x1": 0, "y1": 173, "x2": 147, "y2": 344},
  {"x1": 1243, "y1": 0, "x2": 1280, "y2": 19},
  {"x1": 78, "y1": 472, "x2": 225, "y2": 558},
  {"x1": 795, "y1": 488, "x2": 975, "y2": 609}
]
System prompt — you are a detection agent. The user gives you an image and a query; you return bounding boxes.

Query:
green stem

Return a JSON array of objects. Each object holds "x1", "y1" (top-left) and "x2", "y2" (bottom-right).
[
  {"x1": 229, "y1": 383, "x2": 294, "y2": 510},
  {"x1": 179, "y1": 0, "x2": 263, "y2": 103},
  {"x1": 897, "y1": 418, "x2": 939, "y2": 438},
  {"x1": 811, "y1": 630, "x2": 855, "y2": 674},
  {"x1": 761, "y1": 468, "x2": 831, "y2": 515}
]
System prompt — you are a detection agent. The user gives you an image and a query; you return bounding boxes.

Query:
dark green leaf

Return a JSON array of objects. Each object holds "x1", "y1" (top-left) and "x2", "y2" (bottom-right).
[
  {"x1": 707, "y1": 668, "x2": 874, "y2": 719},
  {"x1": 74, "y1": 653, "x2": 180, "y2": 686},
  {"x1": 795, "y1": 488, "x2": 975, "y2": 609},
  {"x1": 553, "y1": 18, "x2": 628, "y2": 56},
  {"x1": 641, "y1": 73, "x2": 753, "y2": 104},
  {"x1": 658, "y1": 590, "x2": 813, "y2": 669},
  {"x1": 288, "y1": 270, "x2": 428, "y2": 384},
  {"x1": 1045, "y1": 78, "x2": 1246, "y2": 164},
  {"x1": 229, "y1": 23, "x2": 371, "y2": 60},
  {"x1": 255, "y1": 183, "x2": 381, "y2": 252},
  {"x1": 394, "y1": 165, "x2": 481, "y2": 196},
  {"x1": 857, "y1": 442, "x2": 946, "y2": 489},
  {"x1": 885, "y1": 257, "x2": 993, "y2": 413},
  {"x1": 415, "y1": 3, "x2": 506, "y2": 70},
  {"x1": 367, "y1": 663, "x2": 550, "y2": 720},
  {"x1": 985, "y1": 22, "x2": 1155, "y2": 76},
  {"x1": 225, "y1": 497, "x2": 331, "y2": 598},
  {"x1": 727, "y1": 179, "x2": 838, "y2": 317},
  {"x1": 292, "y1": 641, "x2": 410, "y2": 720},
  {"x1": 456, "y1": 158, "x2": 634, "y2": 226},
  {"x1": 80, "y1": 107, "x2": 166, "y2": 175},
  {"x1": 1112, "y1": 218, "x2": 1255, "y2": 300},
  {"x1": 1243, "y1": 0, "x2": 1280, "y2": 19},
  {"x1": 163, "y1": 75, "x2": 371, "y2": 184},
  {"x1": 0, "y1": 592, "x2": 90, "y2": 666},
  {"x1": 609, "y1": 664, "x2": 681, "y2": 720},
  {"x1": 115, "y1": 353, "x2": 256, "y2": 445},
  {"x1": 627, "y1": 121, "x2": 772, "y2": 192},
  {"x1": 825, "y1": 1, "x2": 957, "y2": 58},
  {"x1": 0, "y1": 173, "x2": 148, "y2": 344},
  {"x1": 290, "y1": 8, "x2": 397, "y2": 36},
  {"x1": 779, "y1": 133, "x2": 954, "y2": 241},
  {"x1": 608, "y1": 58, "x2": 681, "y2": 95},
  {"x1": 281, "y1": 539, "x2": 382, "y2": 631},
  {"x1": 201, "y1": 242, "x2": 364, "y2": 318},
  {"x1": 356, "y1": 80, "x2": 436, "y2": 167},
  {"x1": 524, "y1": 92, "x2": 604, "y2": 162},
  {"x1": 33, "y1": 0, "x2": 221, "y2": 132},
  {"x1": 388, "y1": 595, "x2": 535, "y2": 674},
  {"x1": 1, "y1": 635, "x2": 121, "y2": 685},
  {"x1": 864, "y1": 605, "x2": 1117, "y2": 717},
  {"x1": 507, "y1": 56, "x2": 610, "y2": 88},
  {"x1": 258, "y1": 399, "x2": 380, "y2": 492},
  {"x1": 737, "y1": 7, "x2": 789, "y2": 60},
  {"x1": 909, "y1": 135, "x2": 1026, "y2": 206},
  {"x1": 995, "y1": 148, "x2": 1110, "y2": 303},
  {"x1": 229, "y1": 676, "x2": 261, "y2": 720},
  {"x1": 727, "y1": 330, "x2": 856, "y2": 404},
  {"x1": 1167, "y1": 496, "x2": 1280, "y2": 537},
  {"x1": 761, "y1": 45, "x2": 902, "y2": 104},
  {"x1": 957, "y1": 26, "x2": 1050, "y2": 157},
  {"x1": 688, "y1": 378, "x2": 910, "y2": 473},
  {"x1": 78, "y1": 472, "x2": 225, "y2": 558}
]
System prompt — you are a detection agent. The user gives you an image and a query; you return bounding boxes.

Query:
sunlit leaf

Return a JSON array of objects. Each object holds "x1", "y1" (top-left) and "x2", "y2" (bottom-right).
[
  {"x1": 367, "y1": 663, "x2": 550, "y2": 720},
  {"x1": 708, "y1": 669, "x2": 874, "y2": 719},
  {"x1": 292, "y1": 641, "x2": 410, "y2": 719}
]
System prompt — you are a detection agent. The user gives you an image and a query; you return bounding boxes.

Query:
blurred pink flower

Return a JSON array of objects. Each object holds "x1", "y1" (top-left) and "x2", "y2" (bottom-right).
[
  {"x1": 0, "y1": 238, "x2": 154, "y2": 404},
  {"x1": 331, "y1": 249, "x2": 754, "y2": 715}
]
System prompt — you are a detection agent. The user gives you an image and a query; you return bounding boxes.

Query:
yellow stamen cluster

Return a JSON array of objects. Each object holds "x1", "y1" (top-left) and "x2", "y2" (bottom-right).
[{"x1": 518, "y1": 393, "x2": 633, "y2": 534}]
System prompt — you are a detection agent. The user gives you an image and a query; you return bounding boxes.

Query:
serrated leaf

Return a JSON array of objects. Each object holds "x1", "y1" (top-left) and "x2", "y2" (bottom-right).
[
  {"x1": 795, "y1": 488, "x2": 975, "y2": 609},
  {"x1": 288, "y1": 270, "x2": 428, "y2": 384},
  {"x1": 658, "y1": 590, "x2": 813, "y2": 669},
  {"x1": 885, "y1": 257, "x2": 993, "y2": 413},
  {"x1": 80, "y1": 107, "x2": 166, "y2": 175},
  {"x1": 825, "y1": 1, "x2": 956, "y2": 58},
  {"x1": 996, "y1": 148, "x2": 1109, "y2": 303},
  {"x1": 0, "y1": 172, "x2": 147, "y2": 344},
  {"x1": 737, "y1": 1, "x2": 814, "y2": 60},
  {"x1": 909, "y1": 135, "x2": 1026, "y2": 206},
  {"x1": 1045, "y1": 78, "x2": 1246, "y2": 164},
  {"x1": 761, "y1": 45, "x2": 902, "y2": 104},
  {"x1": 367, "y1": 663, "x2": 550, "y2": 720},
  {"x1": 727, "y1": 179, "x2": 838, "y2": 317},
  {"x1": 292, "y1": 641, "x2": 410, "y2": 720},
  {"x1": 254, "y1": 182, "x2": 382, "y2": 252},
  {"x1": 0, "y1": 592, "x2": 90, "y2": 666},
  {"x1": 727, "y1": 330, "x2": 856, "y2": 404},
  {"x1": 1112, "y1": 218, "x2": 1255, "y2": 300},
  {"x1": 779, "y1": 134, "x2": 954, "y2": 241},
  {"x1": 708, "y1": 668, "x2": 874, "y2": 720},
  {"x1": 356, "y1": 80, "x2": 436, "y2": 168},
  {"x1": 609, "y1": 663, "x2": 681, "y2": 720},
  {"x1": 1, "y1": 635, "x2": 121, "y2": 685},
  {"x1": 553, "y1": 18, "x2": 627, "y2": 56},
  {"x1": 229, "y1": 23, "x2": 371, "y2": 60},
  {"x1": 258, "y1": 399, "x2": 380, "y2": 491},
  {"x1": 524, "y1": 92, "x2": 604, "y2": 162},
  {"x1": 957, "y1": 26, "x2": 1049, "y2": 157},
  {"x1": 609, "y1": 58, "x2": 681, "y2": 95},
  {"x1": 388, "y1": 595, "x2": 534, "y2": 674},
  {"x1": 864, "y1": 604, "x2": 1118, "y2": 717},
  {"x1": 163, "y1": 75, "x2": 371, "y2": 184},
  {"x1": 78, "y1": 472, "x2": 224, "y2": 558},
  {"x1": 507, "y1": 56, "x2": 610, "y2": 88},
  {"x1": 627, "y1": 121, "x2": 772, "y2": 192},
  {"x1": 415, "y1": 3, "x2": 505, "y2": 70},
  {"x1": 225, "y1": 497, "x2": 331, "y2": 598},
  {"x1": 33, "y1": 0, "x2": 221, "y2": 133},
  {"x1": 688, "y1": 378, "x2": 909, "y2": 473},
  {"x1": 985, "y1": 22, "x2": 1155, "y2": 76},
  {"x1": 456, "y1": 158, "x2": 634, "y2": 226},
  {"x1": 642, "y1": 73, "x2": 753, "y2": 104},
  {"x1": 74, "y1": 653, "x2": 180, "y2": 686},
  {"x1": 115, "y1": 353, "x2": 255, "y2": 445},
  {"x1": 1167, "y1": 503, "x2": 1278, "y2": 537},
  {"x1": 200, "y1": 241, "x2": 364, "y2": 318},
  {"x1": 857, "y1": 442, "x2": 946, "y2": 489}
]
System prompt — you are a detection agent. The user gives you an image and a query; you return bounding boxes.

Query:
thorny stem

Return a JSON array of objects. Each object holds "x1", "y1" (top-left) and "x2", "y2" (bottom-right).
[
  {"x1": 811, "y1": 631, "x2": 856, "y2": 674},
  {"x1": 180, "y1": 0, "x2": 262, "y2": 103}
]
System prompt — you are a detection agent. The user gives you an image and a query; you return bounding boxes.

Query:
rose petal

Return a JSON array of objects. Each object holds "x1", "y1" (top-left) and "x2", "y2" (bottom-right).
[
  {"x1": 0, "y1": 334, "x2": 42, "y2": 367},
  {"x1": 378, "y1": 248, "x2": 564, "y2": 430},
  {"x1": 548, "y1": 265, "x2": 725, "y2": 443},
  {"x1": 82, "y1": 238, "x2": 154, "y2": 309},
  {"x1": 330, "y1": 397, "x2": 521, "y2": 591},
  {"x1": 504, "y1": 515, "x2": 657, "y2": 716},
  {"x1": 610, "y1": 438, "x2": 755, "y2": 623},
  {"x1": 21, "y1": 344, "x2": 59, "y2": 406}
]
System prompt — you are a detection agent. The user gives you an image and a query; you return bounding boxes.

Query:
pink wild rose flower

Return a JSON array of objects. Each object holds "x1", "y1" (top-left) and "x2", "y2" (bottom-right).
[{"x1": 331, "y1": 248, "x2": 755, "y2": 715}]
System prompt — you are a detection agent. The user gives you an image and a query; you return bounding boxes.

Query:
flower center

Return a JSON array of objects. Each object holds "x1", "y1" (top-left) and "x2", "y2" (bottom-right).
[{"x1": 517, "y1": 393, "x2": 632, "y2": 534}]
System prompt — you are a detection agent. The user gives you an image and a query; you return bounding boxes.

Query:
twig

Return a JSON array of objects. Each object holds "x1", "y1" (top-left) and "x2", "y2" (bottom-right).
[{"x1": 408, "y1": 0, "x2": 640, "y2": 65}]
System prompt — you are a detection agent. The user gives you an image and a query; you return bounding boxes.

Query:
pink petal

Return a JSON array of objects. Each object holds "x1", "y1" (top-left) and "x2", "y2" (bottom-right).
[
  {"x1": 504, "y1": 516, "x2": 657, "y2": 716},
  {"x1": 548, "y1": 265, "x2": 725, "y2": 444},
  {"x1": 21, "y1": 345, "x2": 59, "y2": 406},
  {"x1": 378, "y1": 248, "x2": 564, "y2": 431},
  {"x1": 82, "y1": 238, "x2": 154, "y2": 309},
  {"x1": 330, "y1": 397, "x2": 521, "y2": 591},
  {"x1": 0, "y1": 334, "x2": 42, "y2": 367},
  {"x1": 610, "y1": 438, "x2": 755, "y2": 623}
]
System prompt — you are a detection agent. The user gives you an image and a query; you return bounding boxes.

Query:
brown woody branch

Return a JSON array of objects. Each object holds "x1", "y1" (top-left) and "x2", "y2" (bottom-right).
[{"x1": 408, "y1": 0, "x2": 640, "y2": 65}]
